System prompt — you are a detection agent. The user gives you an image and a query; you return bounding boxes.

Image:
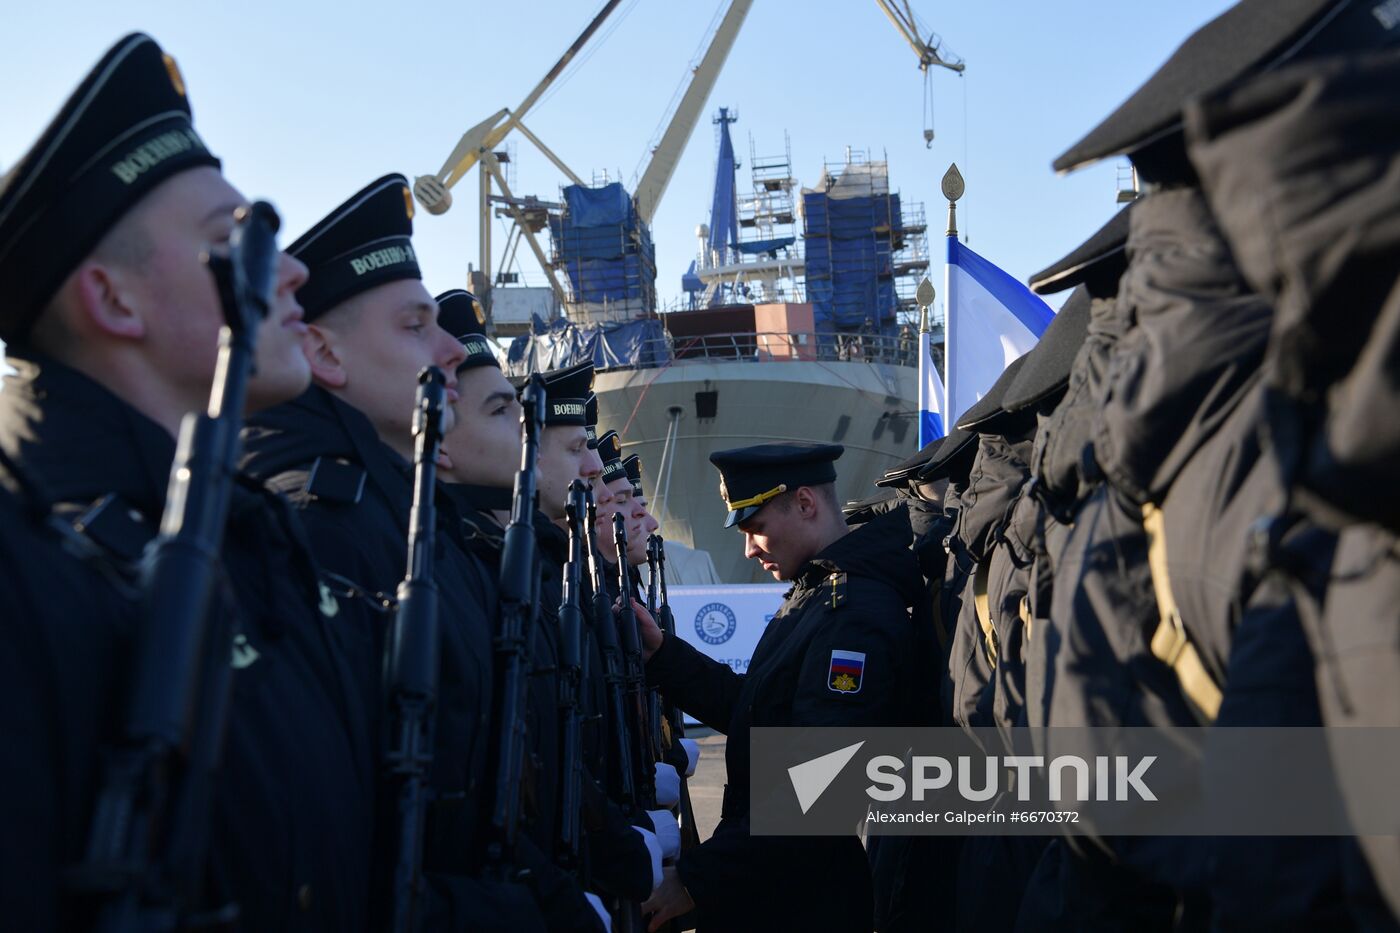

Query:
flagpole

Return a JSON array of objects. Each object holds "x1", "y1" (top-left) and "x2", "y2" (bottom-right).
[
  {"x1": 942, "y1": 163, "x2": 963, "y2": 422},
  {"x1": 915, "y1": 278, "x2": 935, "y2": 447}
]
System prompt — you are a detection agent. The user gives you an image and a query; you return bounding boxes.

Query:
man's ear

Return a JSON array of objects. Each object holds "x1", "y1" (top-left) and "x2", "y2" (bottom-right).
[
  {"x1": 70, "y1": 261, "x2": 146, "y2": 341},
  {"x1": 302, "y1": 324, "x2": 347, "y2": 388},
  {"x1": 795, "y1": 485, "x2": 819, "y2": 519}
]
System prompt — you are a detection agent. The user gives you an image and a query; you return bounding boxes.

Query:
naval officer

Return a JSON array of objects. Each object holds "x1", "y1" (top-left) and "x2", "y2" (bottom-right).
[{"x1": 629, "y1": 442, "x2": 927, "y2": 931}]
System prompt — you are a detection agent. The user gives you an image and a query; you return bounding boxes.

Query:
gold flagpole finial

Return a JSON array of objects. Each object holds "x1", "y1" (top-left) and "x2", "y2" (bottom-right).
[
  {"x1": 941, "y1": 163, "x2": 964, "y2": 237},
  {"x1": 915, "y1": 278, "x2": 935, "y2": 334}
]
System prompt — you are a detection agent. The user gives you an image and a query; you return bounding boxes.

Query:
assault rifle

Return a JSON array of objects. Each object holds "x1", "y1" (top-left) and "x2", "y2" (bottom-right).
[
  {"x1": 71, "y1": 203, "x2": 282, "y2": 931},
  {"x1": 613, "y1": 514, "x2": 658, "y2": 812},
  {"x1": 585, "y1": 489, "x2": 637, "y2": 812},
  {"x1": 385, "y1": 366, "x2": 449, "y2": 933},
  {"x1": 648, "y1": 536, "x2": 702, "y2": 853},
  {"x1": 556, "y1": 480, "x2": 589, "y2": 873},
  {"x1": 584, "y1": 489, "x2": 643, "y2": 933},
  {"x1": 484, "y1": 375, "x2": 546, "y2": 877}
]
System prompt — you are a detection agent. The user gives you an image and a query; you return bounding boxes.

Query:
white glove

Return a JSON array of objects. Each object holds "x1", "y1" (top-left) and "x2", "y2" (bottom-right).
[
  {"x1": 584, "y1": 892, "x2": 612, "y2": 933},
  {"x1": 678, "y1": 738, "x2": 700, "y2": 777},
  {"x1": 629, "y1": 824, "x2": 663, "y2": 892},
  {"x1": 654, "y1": 761, "x2": 681, "y2": 808},
  {"x1": 646, "y1": 808, "x2": 683, "y2": 861}
]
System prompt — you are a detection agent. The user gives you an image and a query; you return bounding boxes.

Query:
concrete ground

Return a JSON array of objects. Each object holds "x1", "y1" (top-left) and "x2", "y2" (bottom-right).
[{"x1": 683, "y1": 729, "x2": 726, "y2": 841}]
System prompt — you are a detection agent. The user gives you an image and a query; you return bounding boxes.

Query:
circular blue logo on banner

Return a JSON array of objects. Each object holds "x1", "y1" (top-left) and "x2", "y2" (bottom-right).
[{"x1": 695, "y1": 602, "x2": 737, "y2": 645}]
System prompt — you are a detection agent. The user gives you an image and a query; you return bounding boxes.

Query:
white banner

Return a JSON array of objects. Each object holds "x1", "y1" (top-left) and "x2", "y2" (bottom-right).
[{"x1": 665, "y1": 585, "x2": 787, "y2": 727}]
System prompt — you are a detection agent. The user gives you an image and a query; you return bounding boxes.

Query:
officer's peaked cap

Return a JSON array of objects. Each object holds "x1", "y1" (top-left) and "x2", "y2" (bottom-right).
[
  {"x1": 0, "y1": 33, "x2": 221, "y2": 342},
  {"x1": 290, "y1": 174, "x2": 421, "y2": 322},
  {"x1": 710, "y1": 442, "x2": 843, "y2": 529},
  {"x1": 1055, "y1": 0, "x2": 1400, "y2": 175}
]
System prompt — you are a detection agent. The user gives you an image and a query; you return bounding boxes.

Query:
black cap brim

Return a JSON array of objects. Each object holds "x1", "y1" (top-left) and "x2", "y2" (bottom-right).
[
  {"x1": 1054, "y1": 0, "x2": 1393, "y2": 174},
  {"x1": 1029, "y1": 206, "x2": 1132, "y2": 297},
  {"x1": 724, "y1": 504, "x2": 762, "y2": 529},
  {"x1": 876, "y1": 435, "x2": 946, "y2": 488},
  {"x1": 954, "y1": 354, "x2": 1029, "y2": 432},
  {"x1": 918, "y1": 427, "x2": 978, "y2": 482}
]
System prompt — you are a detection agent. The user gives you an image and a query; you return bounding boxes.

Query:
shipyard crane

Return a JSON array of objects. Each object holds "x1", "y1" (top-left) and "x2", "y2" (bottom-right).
[
  {"x1": 632, "y1": 0, "x2": 752, "y2": 225},
  {"x1": 873, "y1": 0, "x2": 965, "y2": 146},
  {"x1": 415, "y1": 0, "x2": 750, "y2": 328},
  {"x1": 413, "y1": 0, "x2": 626, "y2": 319}
]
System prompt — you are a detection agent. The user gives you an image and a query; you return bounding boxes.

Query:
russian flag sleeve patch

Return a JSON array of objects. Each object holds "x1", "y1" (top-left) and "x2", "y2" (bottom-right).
[{"x1": 828, "y1": 649, "x2": 866, "y2": 694}]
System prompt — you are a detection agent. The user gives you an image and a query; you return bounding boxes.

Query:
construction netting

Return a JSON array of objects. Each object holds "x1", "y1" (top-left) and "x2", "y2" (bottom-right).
[
  {"x1": 801, "y1": 162, "x2": 903, "y2": 335},
  {"x1": 548, "y1": 182, "x2": 657, "y2": 313}
]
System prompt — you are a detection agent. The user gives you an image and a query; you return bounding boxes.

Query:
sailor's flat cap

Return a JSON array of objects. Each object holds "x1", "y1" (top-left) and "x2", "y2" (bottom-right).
[
  {"x1": 289, "y1": 174, "x2": 421, "y2": 322},
  {"x1": 540, "y1": 362, "x2": 593, "y2": 427},
  {"x1": 0, "y1": 33, "x2": 221, "y2": 341},
  {"x1": 584, "y1": 394, "x2": 600, "y2": 448},
  {"x1": 709, "y1": 442, "x2": 843, "y2": 528},
  {"x1": 597, "y1": 430, "x2": 626, "y2": 485},
  {"x1": 622, "y1": 454, "x2": 645, "y2": 498},
  {"x1": 435, "y1": 289, "x2": 497, "y2": 371}
]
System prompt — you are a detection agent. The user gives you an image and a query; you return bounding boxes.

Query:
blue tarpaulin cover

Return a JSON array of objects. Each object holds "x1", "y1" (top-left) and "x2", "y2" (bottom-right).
[
  {"x1": 681, "y1": 259, "x2": 703, "y2": 293},
  {"x1": 733, "y1": 236, "x2": 796, "y2": 256},
  {"x1": 803, "y1": 185, "x2": 903, "y2": 334},
  {"x1": 551, "y1": 182, "x2": 657, "y2": 309},
  {"x1": 562, "y1": 182, "x2": 633, "y2": 228},
  {"x1": 506, "y1": 316, "x2": 671, "y2": 375}
]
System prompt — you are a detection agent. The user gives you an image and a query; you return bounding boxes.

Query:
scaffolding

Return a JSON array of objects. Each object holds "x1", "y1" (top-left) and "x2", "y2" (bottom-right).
[
  {"x1": 547, "y1": 181, "x2": 658, "y2": 325},
  {"x1": 801, "y1": 150, "x2": 927, "y2": 335},
  {"x1": 686, "y1": 111, "x2": 805, "y2": 309}
]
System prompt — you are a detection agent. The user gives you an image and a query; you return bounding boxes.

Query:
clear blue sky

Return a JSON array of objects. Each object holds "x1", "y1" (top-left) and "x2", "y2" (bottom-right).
[{"x1": 3, "y1": 0, "x2": 1235, "y2": 317}]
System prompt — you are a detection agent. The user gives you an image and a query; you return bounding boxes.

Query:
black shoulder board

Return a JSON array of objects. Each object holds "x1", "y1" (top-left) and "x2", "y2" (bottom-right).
[
  {"x1": 69, "y1": 494, "x2": 155, "y2": 563},
  {"x1": 305, "y1": 457, "x2": 366, "y2": 505},
  {"x1": 828, "y1": 571, "x2": 849, "y2": 609}
]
